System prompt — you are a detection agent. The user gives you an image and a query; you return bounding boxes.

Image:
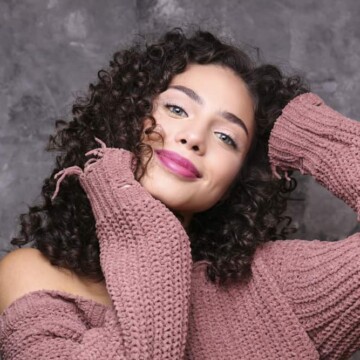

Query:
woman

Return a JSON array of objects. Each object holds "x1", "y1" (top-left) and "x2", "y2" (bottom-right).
[{"x1": 0, "y1": 28, "x2": 359, "y2": 359}]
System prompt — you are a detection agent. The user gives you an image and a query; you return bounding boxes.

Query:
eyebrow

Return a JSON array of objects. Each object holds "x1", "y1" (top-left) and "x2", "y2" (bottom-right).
[{"x1": 168, "y1": 85, "x2": 249, "y2": 137}]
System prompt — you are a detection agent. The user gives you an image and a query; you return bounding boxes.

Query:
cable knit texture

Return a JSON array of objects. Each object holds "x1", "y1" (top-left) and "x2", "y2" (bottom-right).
[{"x1": 0, "y1": 92, "x2": 359, "y2": 359}]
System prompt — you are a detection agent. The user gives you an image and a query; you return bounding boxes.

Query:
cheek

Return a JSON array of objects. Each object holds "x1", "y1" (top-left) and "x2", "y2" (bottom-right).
[
  {"x1": 207, "y1": 157, "x2": 242, "y2": 198},
  {"x1": 220, "y1": 168, "x2": 239, "y2": 193},
  {"x1": 215, "y1": 154, "x2": 241, "y2": 181}
]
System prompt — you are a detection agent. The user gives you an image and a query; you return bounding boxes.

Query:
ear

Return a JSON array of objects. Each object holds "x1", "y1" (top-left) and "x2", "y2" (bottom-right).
[
  {"x1": 140, "y1": 118, "x2": 152, "y2": 143},
  {"x1": 142, "y1": 118, "x2": 151, "y2": 132}
]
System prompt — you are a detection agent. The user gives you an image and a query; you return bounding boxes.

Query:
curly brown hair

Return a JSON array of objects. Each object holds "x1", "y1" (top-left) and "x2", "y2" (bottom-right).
[{"x1": 9, "y1": 27, "x2": 310, "y2": 288}]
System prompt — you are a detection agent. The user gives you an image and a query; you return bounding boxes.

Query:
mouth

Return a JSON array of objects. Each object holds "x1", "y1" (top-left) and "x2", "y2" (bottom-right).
[{"x1": 154, "y1": 149, "x2": 202, "y2": 179}]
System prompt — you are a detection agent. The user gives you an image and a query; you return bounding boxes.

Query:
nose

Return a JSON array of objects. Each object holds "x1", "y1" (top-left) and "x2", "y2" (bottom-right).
[
  {"x1": 175, "y1": 127, "x2": 206, "y2": 154},
  {"x1": 179, "y1": 138, "x2": 200, "y2": 152}
]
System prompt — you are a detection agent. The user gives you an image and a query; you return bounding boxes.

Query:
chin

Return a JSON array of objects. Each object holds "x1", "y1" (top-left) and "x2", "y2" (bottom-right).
[
  {"x1": 164, "y1": 200, "x2": 213, "y2": 215},
  {"x1": 139, "y1": 175, "x2": 217, "y2": 213},
  {"x1": 148, "y1": 192, "x2": 193, "y2": 213}
]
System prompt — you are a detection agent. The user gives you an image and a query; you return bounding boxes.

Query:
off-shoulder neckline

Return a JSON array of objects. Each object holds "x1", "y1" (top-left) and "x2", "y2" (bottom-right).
[
  {"x1": 1, "y1": 260, "x2": 211, "y2": 318},
  {"x1": 0, "y1": 288, "x2": 114, "y2": 318}
]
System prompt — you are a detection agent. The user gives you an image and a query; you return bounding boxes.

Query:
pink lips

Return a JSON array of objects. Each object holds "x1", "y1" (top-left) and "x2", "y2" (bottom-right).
[{"x1": 155, "y1": 149, "x2": 201, "y2": 179}]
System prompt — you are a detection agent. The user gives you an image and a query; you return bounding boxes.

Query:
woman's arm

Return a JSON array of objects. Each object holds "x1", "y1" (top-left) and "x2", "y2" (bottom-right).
[
  {"x1": 77, "y1": 142, "x2": 192, "y2": 358},
  {"x1": 267, "y1": 92, "x2": 360, "y2": 359},
  {"x1": 268, "y1": 92, "x2": 360, "y2": 220},
  {"x1": 0, "y1": 140, "x2": 192, "y2": 359}
]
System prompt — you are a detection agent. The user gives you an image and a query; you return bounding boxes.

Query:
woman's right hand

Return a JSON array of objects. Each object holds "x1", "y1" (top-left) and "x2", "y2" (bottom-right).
[
  {"x1": 52, "y1": 137, "x2": 142, "y2": 220},
  {"x1": 78, "y1": 138, "x2": 142, "y2": 217},
  {"x1": 80, "y1": 138, "x2": 137, "y2": 187}
]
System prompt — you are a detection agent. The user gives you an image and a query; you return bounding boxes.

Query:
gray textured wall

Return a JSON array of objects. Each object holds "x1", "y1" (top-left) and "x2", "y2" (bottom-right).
[{"x1": 1, "y1": 0, "x2": 359, "y2": 358}]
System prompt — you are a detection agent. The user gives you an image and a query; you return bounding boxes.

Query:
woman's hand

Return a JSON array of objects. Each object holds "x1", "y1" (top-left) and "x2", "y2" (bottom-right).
[
  {"x1": 80, "y1": 138, "x2": 138, "y2": 190},
  {"x1": 52, "y1": 137, "x2": 143, "y2": 220}
]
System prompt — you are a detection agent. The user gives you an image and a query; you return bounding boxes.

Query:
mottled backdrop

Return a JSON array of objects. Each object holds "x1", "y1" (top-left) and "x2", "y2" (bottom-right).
[{"x1": 0, "y1": 0, "x2": 359, "y2": 358}]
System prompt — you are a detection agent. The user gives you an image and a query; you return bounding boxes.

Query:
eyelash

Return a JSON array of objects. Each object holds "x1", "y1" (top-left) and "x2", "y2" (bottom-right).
[{"x1": 164, "y1": 103, "x2": 238, "y2": 149}]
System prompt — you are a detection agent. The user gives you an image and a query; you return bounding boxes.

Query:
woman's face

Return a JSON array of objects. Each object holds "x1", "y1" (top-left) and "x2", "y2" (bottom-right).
[{"x1": 138, "y1": 63, "x2": 255, "y2": 226}]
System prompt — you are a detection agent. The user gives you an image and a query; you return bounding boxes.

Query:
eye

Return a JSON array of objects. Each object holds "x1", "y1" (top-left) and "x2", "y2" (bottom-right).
[
  {"x1": 215, "y1": 132, "x2": 238, "y2": 149},
  {"x1": 164, "y1": 103, "x2": 188, "y2": 117}
]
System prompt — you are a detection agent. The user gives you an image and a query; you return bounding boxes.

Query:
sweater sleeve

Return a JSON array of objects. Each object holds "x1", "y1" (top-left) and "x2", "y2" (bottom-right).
[
  {"x1": 0, "y1": 141, "x2": 192, "y2": 359},
  {"x1": 267, "y1": 92, "x2": 360, "y2": 359}
]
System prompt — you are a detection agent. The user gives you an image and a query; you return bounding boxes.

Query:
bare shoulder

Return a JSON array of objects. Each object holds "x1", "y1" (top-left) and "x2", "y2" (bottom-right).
[
  {"x1": 0, "y1": 248, "x2": 112, "y2": 314},
  {"x1": 0, "y1": 248, "x2": 71, "y2": 314}
]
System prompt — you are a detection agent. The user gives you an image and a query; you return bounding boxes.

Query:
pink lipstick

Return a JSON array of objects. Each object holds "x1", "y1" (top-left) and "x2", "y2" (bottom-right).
[{"x1": 155, "y1": 149, "x2": 201, "y2": 179}]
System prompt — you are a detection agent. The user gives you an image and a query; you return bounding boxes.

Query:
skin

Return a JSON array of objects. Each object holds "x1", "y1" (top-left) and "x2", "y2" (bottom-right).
[
  {"x1": 138, "y1": 64, "x2": 256, "y2": 228},
  {"x1": 0, "y1": 65, "x2": 258, "y2": 314}
]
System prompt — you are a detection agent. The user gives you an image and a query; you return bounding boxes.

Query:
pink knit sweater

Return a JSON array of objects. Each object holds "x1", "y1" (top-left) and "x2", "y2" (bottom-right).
[{"x1": 1, "y1": 92, "x2": 359, "y2": 359}]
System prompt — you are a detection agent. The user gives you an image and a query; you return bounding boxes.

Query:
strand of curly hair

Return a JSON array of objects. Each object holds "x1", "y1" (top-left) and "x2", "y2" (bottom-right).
[{"x1": 9, "y1": 27, "x2": 310, "y2": 288}]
